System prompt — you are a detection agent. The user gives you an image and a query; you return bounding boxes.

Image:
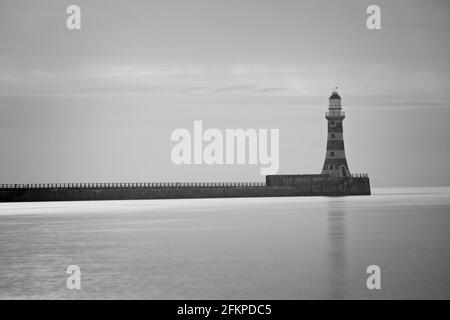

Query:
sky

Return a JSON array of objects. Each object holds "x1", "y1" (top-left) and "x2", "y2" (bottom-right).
[{"x1": 0, "y1": 0, "x2": 449, "y2": 187}]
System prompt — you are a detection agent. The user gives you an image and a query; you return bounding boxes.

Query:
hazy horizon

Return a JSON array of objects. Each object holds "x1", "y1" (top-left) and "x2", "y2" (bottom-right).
[{"x1": 1, "y1": 0, "x2": 449, "y2": 188}]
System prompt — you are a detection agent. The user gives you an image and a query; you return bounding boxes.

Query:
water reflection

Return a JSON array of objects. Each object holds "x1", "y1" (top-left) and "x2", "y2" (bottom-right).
[{"x1": 327, "y1": 201, "x2": 346, "y2": 299}]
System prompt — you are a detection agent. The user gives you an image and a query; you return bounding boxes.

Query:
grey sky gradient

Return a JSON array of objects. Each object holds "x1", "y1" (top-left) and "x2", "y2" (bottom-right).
[{"x1": 0, "y1": 0, "x2": 449, "y2": 187}]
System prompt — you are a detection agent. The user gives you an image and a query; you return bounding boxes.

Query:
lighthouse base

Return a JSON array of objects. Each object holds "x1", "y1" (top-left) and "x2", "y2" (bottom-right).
[{"x1": 266, "y1": 174, "x2": 371, "y2": 196}]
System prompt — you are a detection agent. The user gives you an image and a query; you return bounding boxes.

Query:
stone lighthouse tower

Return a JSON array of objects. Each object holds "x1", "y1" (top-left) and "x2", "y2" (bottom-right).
[{"x1": 321, "y1": 89, "x2": 350, "y2": 177}]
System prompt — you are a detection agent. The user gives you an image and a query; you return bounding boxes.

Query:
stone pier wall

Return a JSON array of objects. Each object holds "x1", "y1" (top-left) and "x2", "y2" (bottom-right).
[
  {"x1": 0, "y1": 174, "x2": 370, "y2": 202},
  {"x1": 0, "y1": 186, "x2": 298, "y2": 202},
  {"x1": 266, "y1": 174, "x2": 371, "y2": 196}
]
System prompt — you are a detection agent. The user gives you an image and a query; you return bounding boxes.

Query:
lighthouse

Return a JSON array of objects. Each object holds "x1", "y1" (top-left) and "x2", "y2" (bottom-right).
[{"x1": 321, "y1": 89, "x2": 350, "y2": 177}]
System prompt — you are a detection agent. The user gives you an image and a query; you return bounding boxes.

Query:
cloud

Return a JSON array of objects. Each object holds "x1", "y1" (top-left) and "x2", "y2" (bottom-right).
[
  {"x1": 216, "y1": 85, "x2": 256, "y2": 92},
  {"x1": 0, "y1": 61, "x2": 448, "y2": 105}
]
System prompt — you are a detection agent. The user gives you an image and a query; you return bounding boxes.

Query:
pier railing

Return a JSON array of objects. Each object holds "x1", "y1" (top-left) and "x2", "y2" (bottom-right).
[{"x1": 0, "y1": 182, "x2": 267, "y2": 189}]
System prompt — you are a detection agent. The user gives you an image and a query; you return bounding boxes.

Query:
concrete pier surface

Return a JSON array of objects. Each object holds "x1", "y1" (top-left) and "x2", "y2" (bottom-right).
[
  {"x1": 0, "y1": 174, "x2": 370, "y2": 202},
  {"x1": 266, "y1": 174, "x2": 370, "y2": 196}
]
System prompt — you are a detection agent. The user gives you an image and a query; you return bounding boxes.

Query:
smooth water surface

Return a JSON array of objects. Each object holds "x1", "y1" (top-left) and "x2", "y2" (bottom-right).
[{"x1": 0, "y1": 187, "x2": 449, "y2": 299}]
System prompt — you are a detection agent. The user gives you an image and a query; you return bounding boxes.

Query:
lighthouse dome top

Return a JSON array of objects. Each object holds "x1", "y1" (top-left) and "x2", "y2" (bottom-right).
[{"x1": 329, "y1": 91, "x2": 341, "y2": 100}]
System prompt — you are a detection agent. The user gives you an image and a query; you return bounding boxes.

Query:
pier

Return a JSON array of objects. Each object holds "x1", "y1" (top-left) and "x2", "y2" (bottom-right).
[
  {"x1": 0, "y1": 174, "x2": 370, "y2": 202},
  {"x1": 0, "y1": 91, "x2": 371, "y2": 202}
]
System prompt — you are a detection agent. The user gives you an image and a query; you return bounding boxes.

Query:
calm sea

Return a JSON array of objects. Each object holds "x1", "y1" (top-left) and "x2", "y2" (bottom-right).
[{"x1": 0, "y1": 187, "x2": 449, "y2": 299}]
